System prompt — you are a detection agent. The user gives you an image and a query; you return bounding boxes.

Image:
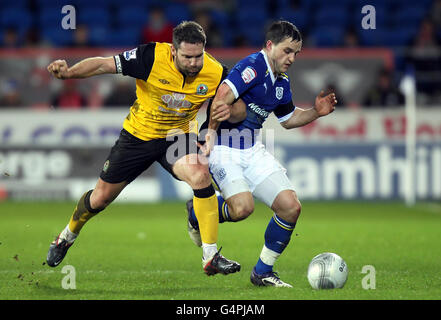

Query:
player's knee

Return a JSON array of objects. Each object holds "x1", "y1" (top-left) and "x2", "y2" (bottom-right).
[
  {"x1": 186, "y1": 167, "x2": 211, "y2": 189},
  {"x1": 293, "y1": 198, "x2": 302, "y2": 219},
  {"x1": 286, "y1": 197, "x2": 301, "y2": 222},
  {"x1": 231, "y1": 202, "x2": 254, "y2": 221},
  {"x1": 276, "y1": 195, "x2": 301, "y2": 223}
]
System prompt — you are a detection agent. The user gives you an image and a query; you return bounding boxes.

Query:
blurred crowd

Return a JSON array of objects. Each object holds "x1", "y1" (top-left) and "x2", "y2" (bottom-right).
[{"x1": 1, "y1": 0, "x2": 440, "y2": 108}]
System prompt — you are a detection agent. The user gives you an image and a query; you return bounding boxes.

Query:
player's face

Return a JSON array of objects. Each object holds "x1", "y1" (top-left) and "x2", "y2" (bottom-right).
[
  {"x1": 267, "y1": 38, "x2": 302, "y2": 74},
  {"x1": 172, "y1": 42, "x2": 204, "y2": 77}
]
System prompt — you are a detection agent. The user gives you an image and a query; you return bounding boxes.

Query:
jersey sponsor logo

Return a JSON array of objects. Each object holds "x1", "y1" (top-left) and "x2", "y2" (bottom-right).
[
  {"x1": 241, "y1": 66, "x2": 257, "y2": 84},
  {"x1": 196, "y1": 83, "x2": 208, "y2": 95},
  {"x1": 158, "y1": 106, "x2": 188, "y2": 117},
  {"x1": 161, "y1": 92, "x2": 192, "y2": 111},
  {"x1": 276, "y1": 87, "x2": 284, "y2": 100},
  {"x1": 248, "y1": 103, "x2": 270, "y2": 118},
  {"x1": 123, "y1": 48, "x2": 137, "y2": 61}
]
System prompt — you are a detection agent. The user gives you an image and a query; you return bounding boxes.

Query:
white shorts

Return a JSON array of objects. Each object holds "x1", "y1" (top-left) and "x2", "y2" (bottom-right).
[{"x1": 209, "y1": 141, "x2": 295, "y2": 206}]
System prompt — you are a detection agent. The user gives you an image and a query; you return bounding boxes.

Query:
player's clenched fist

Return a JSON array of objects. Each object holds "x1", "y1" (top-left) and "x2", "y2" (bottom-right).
[{"x1": 47, "y1": 60, "x2": 70, "y2": 79}]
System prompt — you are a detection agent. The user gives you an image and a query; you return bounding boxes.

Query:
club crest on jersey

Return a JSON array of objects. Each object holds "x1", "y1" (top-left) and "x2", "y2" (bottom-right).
[
  {"x1": 123, "y1": 48, "x2": 137, "y2": 61},
  {"x1": 216, "y1": 168, "x2": 226, "y2": 181},
  {"x1": 103, "y1": 160, "x2": 110, "y2": 172},
  {"x1": 196, "y1": 83, "x2": 208, "y2": 95},
  {"x1": 276, "y1": 87, "x2": 284, "y2": 100},
  {"x1": 241, "y1": 66, "x2": 257, "y2": 84}
]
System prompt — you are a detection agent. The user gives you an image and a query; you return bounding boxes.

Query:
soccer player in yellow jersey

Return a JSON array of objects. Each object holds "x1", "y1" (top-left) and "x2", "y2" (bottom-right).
[{"x1": 45, "y1": 21, "x2": 241, "y2": 276}]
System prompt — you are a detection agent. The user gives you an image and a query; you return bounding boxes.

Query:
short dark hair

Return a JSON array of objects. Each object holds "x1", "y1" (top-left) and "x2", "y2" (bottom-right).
[
  {"x1": 265, "y1": 20, "x2": 302, "y2": 46},
  {"x1": 172, "y1": 21, "x2": 206, "y2": 49}
]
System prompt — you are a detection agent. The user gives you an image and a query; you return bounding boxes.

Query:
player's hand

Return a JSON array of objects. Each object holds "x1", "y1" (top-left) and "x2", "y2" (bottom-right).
[
  {"x1": 314, "y1": 90, "x2": 337, "y2": 117},
  {"x1": 47, "y1": 60, "x2": 70, "y2": 79},
  {"x1": 211, "y1": 103, "x2": 231, "y2": 121},
  {"x1": 198, "y1": 129, "x2": 217, "y2": 157}
]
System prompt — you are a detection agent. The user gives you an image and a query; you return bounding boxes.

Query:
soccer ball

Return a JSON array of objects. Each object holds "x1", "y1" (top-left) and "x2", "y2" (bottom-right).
[{"x1": 307, "y1": 252, "x2": 348, "y2": 289}]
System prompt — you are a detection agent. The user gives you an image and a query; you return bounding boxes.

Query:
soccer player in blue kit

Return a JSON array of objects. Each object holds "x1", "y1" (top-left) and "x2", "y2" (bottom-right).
[{"x1": 186, "y1": 20, "x2": 338, "y2": 287}]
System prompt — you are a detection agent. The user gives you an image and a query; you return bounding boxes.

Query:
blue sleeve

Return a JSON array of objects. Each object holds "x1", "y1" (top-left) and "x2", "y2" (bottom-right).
[
  {"x1": 274, "y1": 100, "x2": 295, "y2": 122},
  {"x1": 280, "y1": 81, "x2": 293, "y2": 105},
  {"x1": 274, "y1": 79, "x2": 295, "y2": 122},
  {"x1": 223, "y1": 56, "x2": 265, "y2": 99}
]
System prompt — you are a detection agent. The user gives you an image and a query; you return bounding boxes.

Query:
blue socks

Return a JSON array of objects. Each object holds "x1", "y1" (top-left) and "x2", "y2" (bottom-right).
[
  {"x1": 254, "y1": 214, "x2": 296, "y2": 275},
  {"x1": 217, "y1": 195, "x2": 232, "y2": 223},
  {"x1": 189, "y1": 195, "x2": 295, "y2": 275}
]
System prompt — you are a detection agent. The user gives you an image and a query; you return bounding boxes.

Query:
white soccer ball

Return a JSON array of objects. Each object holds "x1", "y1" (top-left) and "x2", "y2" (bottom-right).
[{"x1": 307, "y1": 252, "x2": 348, "y2": 289}]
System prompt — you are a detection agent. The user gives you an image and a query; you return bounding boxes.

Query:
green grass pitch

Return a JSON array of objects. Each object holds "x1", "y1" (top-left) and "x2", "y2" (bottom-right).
[{"x1": 1, "y1": 200, "x2": 440, "y2": 300}]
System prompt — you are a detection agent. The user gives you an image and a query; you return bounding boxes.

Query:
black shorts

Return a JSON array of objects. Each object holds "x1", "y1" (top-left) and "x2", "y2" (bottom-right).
[{"x1": 100, "y1": 129, "x2": 199, "y2": 183}]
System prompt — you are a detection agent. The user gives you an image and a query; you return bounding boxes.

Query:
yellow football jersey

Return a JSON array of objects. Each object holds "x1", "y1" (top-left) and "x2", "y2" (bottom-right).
[{"x1": 114, "y1": 42, "x2": 225, "y2": 141}]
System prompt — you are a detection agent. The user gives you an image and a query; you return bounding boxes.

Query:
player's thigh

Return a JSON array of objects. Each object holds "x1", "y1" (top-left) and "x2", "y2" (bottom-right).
[
  {"x1": 243, "y1": 143, "x2": 291, "y2": 198},
  {"x1": 172, "y1": 153, "x2": 211, "y2": 189},
  {"x1": 100, "y1": 129, "x2": 159, "y2": 184},
  {"x1": 158, "y1": 133, "x2": 211, "y2": 189},
  {"x1": 209, "y1": 145, "x2": 249, "y2": 199},
  {"x1": 253, "y1": 169, "x2": 296, "y2": 209}
]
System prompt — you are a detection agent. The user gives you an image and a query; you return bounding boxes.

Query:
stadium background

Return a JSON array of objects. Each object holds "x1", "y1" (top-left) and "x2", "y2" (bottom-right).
[
  {"x1": 1, "y1": 0, "x2": 440, "y2": 202},
  {"x1": 1, "y1": 0, "x2": 441, "y2": 302}
]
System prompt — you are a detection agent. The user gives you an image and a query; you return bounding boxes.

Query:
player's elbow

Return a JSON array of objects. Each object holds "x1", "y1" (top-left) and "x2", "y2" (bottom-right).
[
  {"x1": 214, "y1": 82, "x2": 235, "y2": 106},
  {"x1": 217, "y1": 82, "x2": 233, "y2": 97}
]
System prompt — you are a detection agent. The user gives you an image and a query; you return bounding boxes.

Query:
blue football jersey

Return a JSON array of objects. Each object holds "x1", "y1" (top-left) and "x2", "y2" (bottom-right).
[{"x1": 216, "y1": 50, "x2": 295, "y2": 148}]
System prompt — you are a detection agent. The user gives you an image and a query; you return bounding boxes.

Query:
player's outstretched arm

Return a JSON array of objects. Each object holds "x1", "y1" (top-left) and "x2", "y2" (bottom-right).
[
  {"x1": 281, "y1": 91, "x2": 337, "y2": 129},
  {"x1": 200, "y1": 83, "x2": 239, "y2": 156},
  {"x1": 208, "y1": 82, "x2": 237, "y2": 129},
  {"x1": 229, "y1": 99, "x2": 247, "y2": 123},
  {"x1": 47, "y1": 57, "x2": 116, "y2": 80}
]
